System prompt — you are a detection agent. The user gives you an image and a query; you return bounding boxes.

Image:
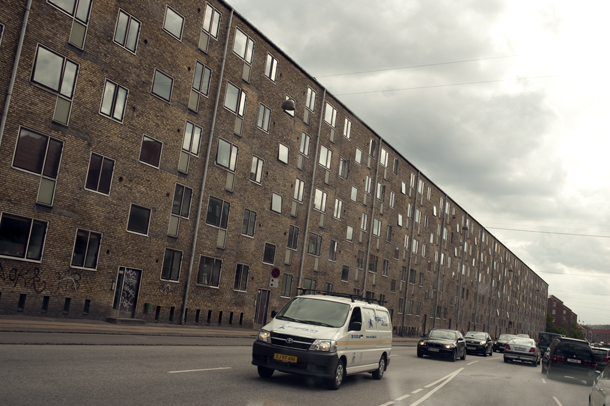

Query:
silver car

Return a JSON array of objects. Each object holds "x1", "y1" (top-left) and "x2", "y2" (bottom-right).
[
  {"x1": 503, "y1": 338, "x2": 540, "y2": 366},
  {"x1": 590, "y1": 362, "x2": 610, "y2": 405}
]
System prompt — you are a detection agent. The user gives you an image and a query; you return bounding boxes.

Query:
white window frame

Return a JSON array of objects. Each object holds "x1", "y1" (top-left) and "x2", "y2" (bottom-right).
[
  {"x1": 163, "y1": 6, "x2": 185, "y2": 41},
  {"x1": 343, "y1": 118, "x2": 352, "y2": 139},
  {"x1": 324, "y1": 102, "x2": 337, "y2": 127},
  {"x1": 319, "y1": 145, "x2": 332, "y2": 169},
  {"x1": 264, "y1": 53, "x2": 278, "y2": 81},
  {"x1": 333, "y1": 199, "x2": 342, "y2": 219},
  {"x1": 313, "y1": 189, "x2": 327, "y2": 212}
]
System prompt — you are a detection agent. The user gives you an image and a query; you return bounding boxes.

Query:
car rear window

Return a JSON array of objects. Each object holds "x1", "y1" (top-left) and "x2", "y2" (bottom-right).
[
  {"x1": 556, "y1": 341, "x2": 592, "y2": 356},
  {"x1": 539, "y1": 333, "x2": 557, "y2": 342}
]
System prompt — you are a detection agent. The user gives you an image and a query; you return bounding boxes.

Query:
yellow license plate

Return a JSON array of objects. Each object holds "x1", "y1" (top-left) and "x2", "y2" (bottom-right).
[{"x1": 274, "y1": 353, "x2": 297, "y2": 363}]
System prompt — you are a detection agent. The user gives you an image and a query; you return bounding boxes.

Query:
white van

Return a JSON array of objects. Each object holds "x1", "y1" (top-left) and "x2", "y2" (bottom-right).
[{"x1": 251, "y1": 293, "x2": 392, "y2": 389}]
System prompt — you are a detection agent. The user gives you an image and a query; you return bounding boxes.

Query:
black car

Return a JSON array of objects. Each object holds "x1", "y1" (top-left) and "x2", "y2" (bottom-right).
[
  {"x1": 417, "y1": 329, "x2": 466, "y2": 362},
  {"x1": 592, "y1": 347, "x2": 610, "y2": 372},
  {"x1": 538, "y1": 332, "x2": 562, "y2": 354},
  {"x1": 493, "y1": 334, "x2": 517, "y2": 352},
  {"x1": 464, "y1": 331, "x2": 493, "y2": 356},
  {"x1": 541, "y1": 337, "x2": 597, "y2": 385}
]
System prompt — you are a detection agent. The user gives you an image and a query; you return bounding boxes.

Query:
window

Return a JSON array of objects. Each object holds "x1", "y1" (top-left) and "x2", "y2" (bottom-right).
[
  {"x1": 365, "y1": 176, "x2": 372, "y2": 194},
  {"x1": 151, "y1": 69, "x2": 173, "y2": 102},
  {"x1": 234, "y1": 264, "x2": 249, "y2": 291},
  {"x1": 346, "y1": 225, "x2": 354, "y2": 241},
  {"x1": 163, "y1": 6, "x2": 184, "y2": 40},
  {"x1": 418, "y1": 179, "x2": 424, "y2": 194},
  {"x1": 206, "y1": 197, "x2": 230, "y2": 229},
  {"x1": 192, "y1": 61, "x2": 211, "y2": 97},
  {"x1": 281, "y1": 274, "x2": 293, "y2": 297},
  {"x1": 139, "y1": 135, "x2": 162, "y2": 168},
  {"x1": 329, "y1": 240, "x2": 338, "y2": 261},
  {"x1": 264, "y1": 54, "x2": 278, "y2": 81},
  {"x1": 376, "y1": 183, "x2": 385, "y2": 201},
  {"x1": 113, "y1": 10, "x2": 140, "y2": 53},
  {"x1": 409, "y1": 269, "x2": 416, "y2": 284},
  {"x1": 338, "y1": 158, "x2": 349, "y2": 179},
  {"x1": 303, "y1": 278, "x2": 317, "y2": 294},
  {"x1": 84, "y1": 153, "x2": 114, "y2": 195},
  {"x1": 319, "y1": 145, "x2": 332, "y2": 169},
  {"x1": 368, "y1": 254, "x2": 378, "y2": 273},
  {"x1": 343, "y1": 118, "x2": 352, "y2": 139},
  {"x1": 333, "y1": 199, "x2": 342, "y2": 219},
  {"x1": 373, "y1": 219, "x2": 381, "y2": 237},
  {"x1": 263, "y1": 243, "x2": 276, "y2": 264},
  {"x1": 224, "y1": 82, "x2": 246, "y2": 116},
  {"x1": 308, "y1": 233, "x2": 322, "y2": 256},
  {"x1": 393, "y1": 158, "x2": 399, "y2": 175},
  {"x1": 397, "y1": 214, "x2": 403, "y2": 227},
  {"x1": 271, "y1": 193, "x2": 282, "y2": 214},
  {"x1": 351, "y1": 187, "x2": 358, "y2": 202},
  {"x1": 49, "y1": 0, "x2": 91, "y2": 20},
  {"x1": 294, "y1": 179, "x2": 304, "y2": 202},
  {"x1": 257, "y1": 104, "x2": 271, "y2": 132},
  {"x1": 233, "y1": 28, "x2": 254, "y2": 63},
  {"x1": 313, "y1": 189, "x2": 327, "y2": 212},
  {"x1": 197, "y1": 256, "x2": 221, "y2": 287},
  {"x1": 172, "y1": 184, "x2": 192, "y2": 219},
  {"x1": 410, "y1": 173, "x2": 416, "y2": 188},
  {"x1": 12, "y1": 127, "x2": 63, "y2": 180},
  {"x1": 202, "y1": 3, "x2": 221, "y2": 38},
  {"x1": 380, "y1": 148, "x2": 389, "y2": 167},
  {"x1": 305, "y1": 87, "x2": 316, "y2": 111},
  {"x1": 386, "y1": 225, "x2": 392, "y2": 242},
  {"x1": 70, "y1": 229, "x2": 101, "y2": 269},
  {"x1": 361, "y1": 213, "x2": 368, "y2": 231},
  {"x1": 241, "y1": 209, "x2": 256, "y2": 237},
  {"x1": 355, "y1": 148, "x2": 362, "y2": 165},
  {"x1": 300, "y1": 133, "x2": 310, "y2": 156},
  {"x1": 324, "y1": 103, "x2": 337, "y2": 127},
  {"x1": 250, "y1": 156, "x2": 263, "y2": 183},
  {"x1": 357, "y1": 250, "x2": 365, "y2": 269},
  {"x1": 398, "y1": 298, "x2": 404, "y2": 314},
  {"x1": 341, "y1": 266, "x2": 349, "y2": 281},
  {"x1": 389, "y1": 191, "x2": 395, "y2": 208},
  {"x1": 382, "y1": 259, "x2": 389, "y2": 276},
  {"x1": 127, "y1": 204, "x2": 151, "y2": 235},
  {"x1": 183, "y1": 121, "x2": 202, "y2": 156},
  {"x1": 31, "y1": 45, "x2": 79, "y2": 99},
  {"x1": 216, "y1": 138, "x2": 238, "y2": 171},
  {"x1": 278, "y1": 144, "x2": 289, "y2": 164},
  {"x1": 100, "y1": 80, "x2": 128, "y2": 122},
  {"x1": 161, "y1": 248, "x2": 182, "y2": 281},
  {"x1": 287, "y1": 225, "x2": 299, "y2": 249},
  {"x1": 401, "y1": 182, "x2": 406, "y2": 194}
]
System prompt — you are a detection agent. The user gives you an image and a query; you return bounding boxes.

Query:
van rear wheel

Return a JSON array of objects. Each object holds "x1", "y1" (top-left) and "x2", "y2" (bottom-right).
[{"x1": 372, "y1": 355, "x2": 386, "y2": 380}]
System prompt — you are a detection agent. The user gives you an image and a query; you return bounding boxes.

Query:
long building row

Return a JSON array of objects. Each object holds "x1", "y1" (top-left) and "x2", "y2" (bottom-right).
[{"x1": 0, "y1": 0, "x2": 548, "y2": 337}]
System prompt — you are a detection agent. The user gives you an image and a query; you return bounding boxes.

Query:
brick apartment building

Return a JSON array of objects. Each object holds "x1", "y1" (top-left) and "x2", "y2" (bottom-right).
[
  {"x1": 547, "y1": 295, "x2": 578, "y2": 334},
  {"x1": 0, "y1": 0, "x2": 548, "y2": 337}
]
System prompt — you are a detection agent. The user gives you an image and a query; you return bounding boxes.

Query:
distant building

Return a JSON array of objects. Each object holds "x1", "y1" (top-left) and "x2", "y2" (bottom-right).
[
  {"x1": 0, "y1": 0, "x2": 549, "y2": 337},
  {"x1": 547, "y1": 295, "x2": 578, "y2": 334},
  {"x1": 581, "y1": 326, "x2": 610, "y2": 343}
]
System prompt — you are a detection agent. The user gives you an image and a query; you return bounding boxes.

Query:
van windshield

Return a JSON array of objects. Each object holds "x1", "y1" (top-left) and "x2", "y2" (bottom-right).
[{"x1": 275, "y1": 297, "x2": 350, "y2": 328}]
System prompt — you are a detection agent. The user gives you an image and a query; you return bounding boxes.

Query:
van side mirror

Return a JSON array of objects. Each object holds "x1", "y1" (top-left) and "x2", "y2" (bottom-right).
[
  {"x1": 271, "y1": 310, "x2": 277, "y2": 318},
  {"x1": 349, "y1": 321, "x2": 362, "y2": 331}
]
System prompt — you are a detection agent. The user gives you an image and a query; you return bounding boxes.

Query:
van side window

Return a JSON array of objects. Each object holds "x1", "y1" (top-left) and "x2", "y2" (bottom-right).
[{"x1": 349, "y1": 307, "x2": 362, "y2": 331}]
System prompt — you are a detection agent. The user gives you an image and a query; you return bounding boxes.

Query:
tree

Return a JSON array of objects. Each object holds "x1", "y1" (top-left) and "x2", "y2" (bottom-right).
[
  {"x1": 568, "y1": 321, "x2": 585, "y2": 340},
  {"x1": 546, "y1": 314, "x2": 567, "y2": 335}
]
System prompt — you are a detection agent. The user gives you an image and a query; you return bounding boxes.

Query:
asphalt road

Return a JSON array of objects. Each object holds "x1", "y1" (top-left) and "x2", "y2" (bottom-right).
[{"x1": 0, "y1": 343, "x2": 593, "y2": 405}]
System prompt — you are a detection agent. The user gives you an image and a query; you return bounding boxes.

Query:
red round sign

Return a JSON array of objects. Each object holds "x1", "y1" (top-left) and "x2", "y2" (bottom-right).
[{"x1": 271, "y1": 268, "x2": 280, "y2": 278}]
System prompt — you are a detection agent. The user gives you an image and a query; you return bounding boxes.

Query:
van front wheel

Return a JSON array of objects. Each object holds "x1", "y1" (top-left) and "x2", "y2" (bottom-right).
[
  {"x1": 328, "y1": 359, "x2": 345, "y2": 390},
  {"x1": 372, "y1": 355, "x2": 386, "y2": 380}
]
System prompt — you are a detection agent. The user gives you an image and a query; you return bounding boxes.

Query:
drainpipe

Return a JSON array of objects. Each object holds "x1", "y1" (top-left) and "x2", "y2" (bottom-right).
[
  {"x1": 454, "y1": 213, "x2": 469, "y2": 332},
  {"x1": 400, "y1": 171, "x2": 420, "y2": 335},
  {"x1": 431, "y1": 193, "x2": 448, "y2": 329},
  {"x1": 473, "y1": 226, "x2": 484, "y2": 329},
  {"x1": 0, "y1": 0, "x2": 33, "y2": 148},
  {"x1": 362, "y1": 139, "x2": 382, "y2": 299},
  {"x1": 297, "y1": 89, "x2": 326, "y2": 289},
  {"x1": 180, "y1": 9, "x2": 234, "y2": 325}
]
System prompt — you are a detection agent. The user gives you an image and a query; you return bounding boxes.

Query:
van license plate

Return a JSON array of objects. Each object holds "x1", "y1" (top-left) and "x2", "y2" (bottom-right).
[
  {"x1": 567, "y1": 358, "x2": 581, "y2": 364},
  {"x1": 274, "y1": 353, "x2": 297, "y2": 363}
]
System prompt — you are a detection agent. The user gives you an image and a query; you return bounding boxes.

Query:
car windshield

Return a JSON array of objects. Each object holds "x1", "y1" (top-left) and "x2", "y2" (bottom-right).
[
  {"x1": 429, "y1": 330, "x2": 456, "y2": 340},
  {"x1": 275, "y1": 297, "x2": 350, "y2": 328},
  {"x1": 465, "y1": 332, "x2": 486, "y2": 339},
  {"x1": 539, "y1": 333, "x2": 557, "y2": 342}
]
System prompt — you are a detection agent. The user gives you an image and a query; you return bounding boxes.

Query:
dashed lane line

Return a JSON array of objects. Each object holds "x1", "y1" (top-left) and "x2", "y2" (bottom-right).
[
  {"x1": 411, "y1": 389, "x2": 423, "y2": 394},
  {"x1": 379, "y1": 402, "x2": 394, "y2": 406},
  {"x1": 168, "y1": 367, "x2": 232, "y2": 374},
  {"x1": 467, "y1": 361, "x2": 478, "y2": 366},
  {"x1": 408, "y1": 368, "x2": 464, "y2": 406},
  {"x1": 424, "y1": 369, "x2": 464, "y2": 388},
  {"x1": 395, "y1": 395, "x2": 410, "y2": 401},
  {"x1": 542, "y1": 378, "x2": 547, "y2": 384},
  {"x1": 553, "y1": 396, "x2": 563, "y2": 406}
]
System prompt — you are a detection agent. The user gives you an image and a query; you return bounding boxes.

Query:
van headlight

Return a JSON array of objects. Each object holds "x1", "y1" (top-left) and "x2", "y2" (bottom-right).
[
  {"x1": 258, "y1": 330, "x2": 271, "y2": 343},
  {"x1": 480, "y1": 341, "x2": 486, "y2": 345},
  {"x1": 309, "y1": 339, "x2": 337, "y2": 352}
]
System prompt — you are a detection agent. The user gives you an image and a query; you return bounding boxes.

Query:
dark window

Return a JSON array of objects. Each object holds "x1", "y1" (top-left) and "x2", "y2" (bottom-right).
[
  {"x1": 127, "y1": 204, "x2": 151, "y2": 235},
  {"x1": 341, "y1": 266, "x2": 349, "y2": 281},
  {"x1": 281, "y1": 274, "x2": 292, "y2": 297},
  {"x1": 139, "y1": 136, "x2": 162, "y2": 167},
  {"x1": 234, "y1": 264, "x2": 249, "y2": 291},
  {"x1": 206, "y1": 197, "x2": 230, "y2": 229},
  {"x1": 13, "y1": 128, "x2": 63, "y2": 178},
  {"x1": 307, "y1": 233, "x2": 322, "y2": 256},
  {"x1": 263, "y1": 243, "x2": 276, "y2": 264},
  {"x1": 241, "y1": 209, "x2": 256, "y2": 237},
  {"x1": 356, "y1": 250, "x2": 365, "y2": 269},
  {"x1": 85, "y1": 153, "x2": 114, "y2": 195},
  {"x1": 172, "y1": 184, "x2": 192, "y2": 218},
  {"x1": 328, "y1": 240, "x2": 337, "y2": 261},
  {"x1": 71, "y1": 229, "x2": 101, "y2": 269},
  {"x1": 287, "y1": 225, "x2": 299, "y2": 250},
  {"x1": 161, "y1": 248, "x2": 182, "y2": 281},
  {"x1": 0, "y1": 213, "x2": 47, "y2": 261},
  {"x1": 197, "y1": 256, "x2": 221, "y2": 287}
]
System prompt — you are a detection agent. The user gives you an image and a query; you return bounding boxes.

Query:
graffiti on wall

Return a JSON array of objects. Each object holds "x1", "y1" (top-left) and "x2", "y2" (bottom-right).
[{"x1": 0, "y1": 262, "x2": 88, "y2": 295}]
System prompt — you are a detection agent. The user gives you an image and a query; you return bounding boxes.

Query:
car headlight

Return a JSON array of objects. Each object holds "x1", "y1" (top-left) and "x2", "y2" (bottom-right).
[
  {"x1": 480, "y1": 341, "x2": 486, "y2": 345},
  {"x1": 494, "y1": 341, "x2": 497, "y2": 345},
  {"x1": 309, "y1": 339, "x2": 337, "y2": 352},
  {"x1": 419, "y1": 341, "x2": 427, "y2": 346},
  {"x1": 258, "y1": 330, "x2": 271, "y2": 343},
  {"x1": 444, "y1": 344, "x2": 454, "y2": 349}
]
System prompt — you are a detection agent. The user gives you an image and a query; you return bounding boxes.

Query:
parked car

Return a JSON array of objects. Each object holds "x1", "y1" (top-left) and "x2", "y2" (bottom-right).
[
  {"x1": 464, "y1": 331, "x2": 493, "y2": 356},
  {"x1": 590, "y1": 362, "x2": 610, "y2": 406},
  {"x1": 538, "y1": 332, "x2": 562, "y2": 354},
  {"x1": 517, "y1": 334, "x2": 530, "y2": 338},
  {"x1": 503, "y1": 337, "x2": 540, "y2": 366},
  {"x1": 417, "y1": 329, "x2": 466, "y2": 362},
  {"x1": 541, "y1": 337, "x2": 597, "y2": 385},
  {"x1": 592, "y1": 347, "x2": 610, "y2": 372},
  {"x1": 493, "y1": 334, "x2": 517, "y2": 352},
  {"x1": 251, "y1": 293, "x2": 392, "y2": 390}
]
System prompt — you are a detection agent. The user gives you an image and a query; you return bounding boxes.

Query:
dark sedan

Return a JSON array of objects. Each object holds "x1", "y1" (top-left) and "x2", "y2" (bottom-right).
[
  {"x1": 542, "y1": 337, "x2": 597, "y2": 385},
  {"x1": 592, "y1": 347, "x2": 610, "y2": 372},
  {"x1": 464, "y1": 331, "x2": 493, "y2": 356},
  {"x1": 417, "y1": 329, "x2": 467, "y2": 362},
  {"x1": 493, "y1": 334, "x2": 517, "y2": 353}
]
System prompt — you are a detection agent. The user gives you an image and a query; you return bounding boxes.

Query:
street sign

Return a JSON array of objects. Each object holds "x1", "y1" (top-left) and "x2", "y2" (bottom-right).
[
  {"x1": 269, "y1": 278, "x2": 279, "y2": 288},
  {"x1": 271, "y1": 267, "x2": 280, "y2": 278}
]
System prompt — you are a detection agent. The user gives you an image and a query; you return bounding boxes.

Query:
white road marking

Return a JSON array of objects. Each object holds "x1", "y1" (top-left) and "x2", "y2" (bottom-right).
[
  {"x1": 379, "y1": 402, "x2": 394, "y2": 406},
  {"x1": 467, "y1": 361, "x2": 478, "y2": 365},
  {"x1": 395, "y1": 394, "x2": 410, "y2": 401},
  {"x1": 542, "y1": 378, "x2": 546, "y2": 384},
  {"x1": 553, "y1": 396, "x2": 563, "y2": 406},
  {"x1": 411, "y1": 389, "x2": 423, "y2": 394},
  {"x1": 408, "y1": 368, "x2": 464, "y2": 406},
  {"x1": 168, "y1": 367, "x2": 232, "y2": 374},
  {"x1": 424, "y1": 369, "x2": 463, "y2": 388}
]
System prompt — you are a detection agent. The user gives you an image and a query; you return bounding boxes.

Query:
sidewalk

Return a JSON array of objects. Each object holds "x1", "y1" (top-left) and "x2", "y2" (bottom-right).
[{"x1": 0, "y1": 315, "x2": 419, "y2": 346}]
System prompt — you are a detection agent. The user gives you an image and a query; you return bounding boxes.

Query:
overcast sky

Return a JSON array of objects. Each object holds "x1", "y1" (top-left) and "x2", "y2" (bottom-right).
[{"x1": 228, "y1": 0, "x2": 610, "y2": 326}]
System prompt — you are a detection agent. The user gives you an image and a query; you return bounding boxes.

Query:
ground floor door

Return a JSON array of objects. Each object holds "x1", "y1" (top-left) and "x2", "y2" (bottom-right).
[
  {"x1": 112, "y1": 267, "x2": 142, "y2": 318},
  {"x1": 254, "y1": 289, "x2": 270, "y2": 329}
]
